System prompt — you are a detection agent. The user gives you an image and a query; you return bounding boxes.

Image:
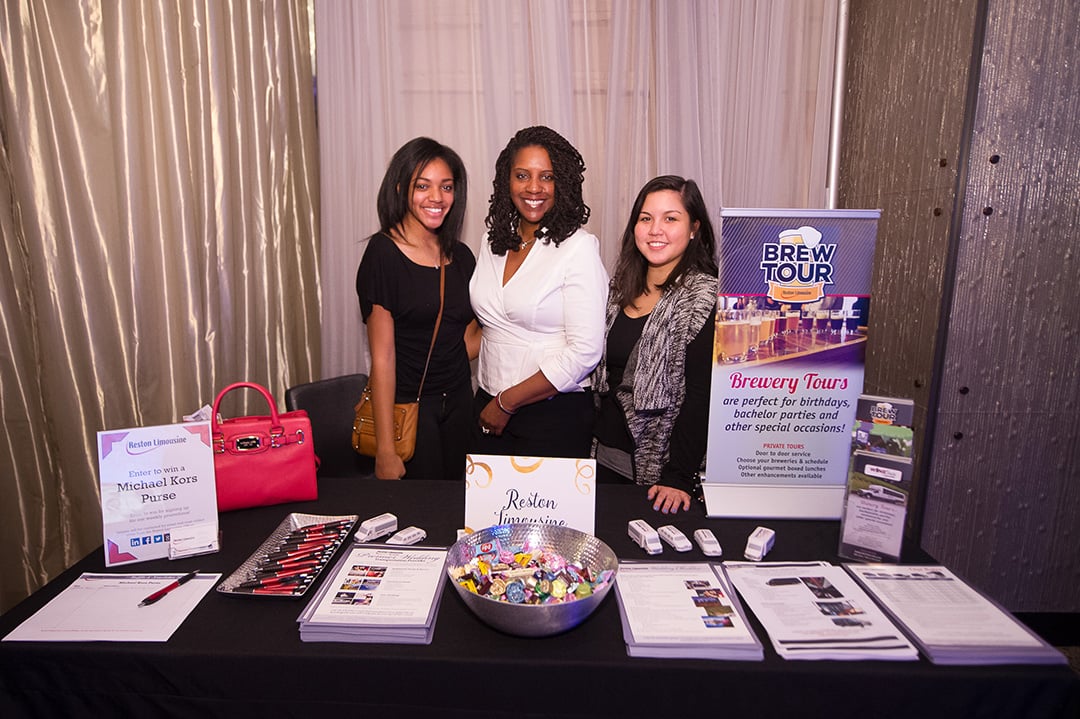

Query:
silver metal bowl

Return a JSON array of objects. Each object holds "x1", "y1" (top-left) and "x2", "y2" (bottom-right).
[{"x1": 446, "y1": 523, "x2": 619, "y2": 637}]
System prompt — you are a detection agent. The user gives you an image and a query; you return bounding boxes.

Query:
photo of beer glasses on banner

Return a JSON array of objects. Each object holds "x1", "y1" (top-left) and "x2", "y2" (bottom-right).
[
  {"x1": 715, "y1": 309, "x2": 753, "y2": 363},
  {"x1": 713, "y1": 297, "x2": 867, "y2": 364}
]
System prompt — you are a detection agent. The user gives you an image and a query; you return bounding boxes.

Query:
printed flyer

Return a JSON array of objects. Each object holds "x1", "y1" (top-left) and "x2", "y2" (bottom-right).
[
  {"x1": 298, "y1": 545, "x2": 447, "y2": 644},
  {"x1": 98, "y1": 421, "x2": 219, "y2": 566},
  {"x1": 614, "y1": 561, "x2": 764, "y2": 660},
  {"x1": 703, "y1": 209, "x2": 880, "y2": 519},
  {"x1": 839, "y1": 395, "x2": 915, "y2": 563}
]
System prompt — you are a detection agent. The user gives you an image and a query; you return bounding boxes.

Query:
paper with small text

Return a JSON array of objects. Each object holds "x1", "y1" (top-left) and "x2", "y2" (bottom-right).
[
  {"x1": 614, "y1": 561, "x2": 763, "y2": 660},
  {"x1": 724, "y1": 561, "x2": 917, "y2": 660},
  {"x1": 845, "y1": 564, "x2": 1065, "y2": 665},
  {"x1": 3, "y1": 573, "x2": 219, "y2": 642},
  {"x1": 297, "y1": 545, "x2": 447, "y2": 643}
]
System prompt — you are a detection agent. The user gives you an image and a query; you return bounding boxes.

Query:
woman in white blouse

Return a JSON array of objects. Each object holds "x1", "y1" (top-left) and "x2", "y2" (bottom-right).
[{"x1": 469, "y1": 126, "x2": 608, "y2": 458}]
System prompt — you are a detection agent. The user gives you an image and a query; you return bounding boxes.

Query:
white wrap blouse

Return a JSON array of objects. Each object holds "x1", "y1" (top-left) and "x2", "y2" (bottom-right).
[{"x1": 470, "y1": 227, "x2": 608, "y2": 395}]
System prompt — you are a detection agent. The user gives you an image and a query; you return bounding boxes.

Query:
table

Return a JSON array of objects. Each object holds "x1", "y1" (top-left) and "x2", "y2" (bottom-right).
[{"x1": 2, "y1": 478, "x2": 1077, "y2": 718}]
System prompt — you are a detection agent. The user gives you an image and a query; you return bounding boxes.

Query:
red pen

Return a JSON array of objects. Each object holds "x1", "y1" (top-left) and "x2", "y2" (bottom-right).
[
  {"x1": 272, "y1": 538, "x2": 335, "y2": 552},
  {"x1": 256, "y1": 557, "x2": 321, "y2": 572},
  {"x1": 138, "y1": 570, "x2": 200, "y2": 607},
  {"x1": 284, "y1": 523, "x2": 350, "y2": 539},
  {"x1": 253, "y1": 566, "x2": 317, "y2": 580},
  {"x1": 236, "y1": 574, "x2": 308, "y2": 590},
  {"x1": 235, "y1": 585, "x2": 302, "y2": 595},
  {"x1": 265, "y1": 550, "x2": 325, "y2": 563},
  {"x1": 285, "y1": 529, "x2": 347, "y2": 542},
  {"x1": 263, "y1": 547, "x2": 331, "y2": 563},
  {"x1": 295, "y1": 519, "x2": 351, "y2": 533}
]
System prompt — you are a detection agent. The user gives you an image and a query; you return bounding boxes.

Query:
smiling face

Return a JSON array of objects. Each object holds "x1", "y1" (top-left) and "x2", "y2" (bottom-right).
[
  {"x1": 402, "y1": 157, "x2": 455, "y2": 236},
  {"x1": 508, "y1": 145, "x2": 555, "y2": 234},
  {"x1": 634, "y1": 189, "x2": 699, "y2": 278}
]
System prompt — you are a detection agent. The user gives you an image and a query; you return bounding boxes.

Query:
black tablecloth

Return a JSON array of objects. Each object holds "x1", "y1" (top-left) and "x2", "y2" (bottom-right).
[{"x1": 1, "y1": 478, "x2": 1077, "y2": 718}]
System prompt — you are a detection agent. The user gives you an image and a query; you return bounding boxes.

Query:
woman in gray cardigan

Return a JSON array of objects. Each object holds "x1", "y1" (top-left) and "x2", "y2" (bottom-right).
[{"x1": 592, "y1": 176, "x2": 718, "y2": 514}]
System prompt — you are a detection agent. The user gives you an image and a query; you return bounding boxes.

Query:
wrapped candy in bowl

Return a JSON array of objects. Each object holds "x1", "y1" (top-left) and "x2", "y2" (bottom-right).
[{"x1": 446, "y1": 523, "x2": 618, "y2": 637}]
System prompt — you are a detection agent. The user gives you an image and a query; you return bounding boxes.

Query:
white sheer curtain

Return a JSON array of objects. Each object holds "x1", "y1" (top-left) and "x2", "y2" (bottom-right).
[{"x1": 316, "y1": 0, "x2": 838, "y2": 380}]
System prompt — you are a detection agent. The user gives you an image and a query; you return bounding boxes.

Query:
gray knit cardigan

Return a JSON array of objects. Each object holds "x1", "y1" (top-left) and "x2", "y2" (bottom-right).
[{"x1": 592, "y1": 270, "x2": 718, "y2": 486}]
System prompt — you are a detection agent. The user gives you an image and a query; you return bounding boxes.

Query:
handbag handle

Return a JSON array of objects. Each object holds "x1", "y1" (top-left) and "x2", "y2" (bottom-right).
[{"x1": 211, "y1": 382, "x2": 282, "y2": 433}]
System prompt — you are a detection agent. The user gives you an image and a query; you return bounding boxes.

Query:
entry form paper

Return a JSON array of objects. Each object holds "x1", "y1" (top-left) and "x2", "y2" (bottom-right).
[{"x1": 2, "y1": 573, "x2": 219, "y2": 642}]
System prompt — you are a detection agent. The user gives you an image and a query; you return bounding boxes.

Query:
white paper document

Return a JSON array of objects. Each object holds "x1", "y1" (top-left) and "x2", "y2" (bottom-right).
[
  {"x1": 298, "y1": 545, "x2": 447, "y2": 643},
  {"x1": 614, "y1": 562, "x2": 763, "y2": 660},
  {"x1": 846, "y1": 564, "x2": 1066, "y2": 665},
  {"x1": 724, "y1": 561, "x2": 917, "y2": 661},
  {"x1": 3, "y1": 573, "x2": 220, "y2": 642}
]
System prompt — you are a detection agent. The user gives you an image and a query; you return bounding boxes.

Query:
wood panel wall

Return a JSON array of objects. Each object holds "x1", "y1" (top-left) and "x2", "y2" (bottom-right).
[
  {"x1": 840, "y1": 0, "x2": 1080, "y2": 611},
  {"x1": 921, "y1": 0, "x2": 1080, "y2": 611},
  {"x1": 838, "y1": 0, "x2": 982, "y2": 535}
]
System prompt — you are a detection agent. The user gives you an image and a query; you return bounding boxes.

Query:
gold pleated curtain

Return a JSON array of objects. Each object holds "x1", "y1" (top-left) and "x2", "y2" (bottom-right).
[{"x1": 0, "y1": 1, "x2": 321, "y2": 613}]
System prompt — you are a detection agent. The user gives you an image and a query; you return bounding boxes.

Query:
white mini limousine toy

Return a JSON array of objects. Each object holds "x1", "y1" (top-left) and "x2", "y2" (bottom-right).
[
  {"x1": 657, "y1": 525, "x2": 692, "y2": 552},
  {"x1": 693, "y1": 529, "x2": 723, "y2": 557},
  {"x1": 355, "y1": 512, "x2": 398, "y2": 542},
  {"x1": 628, "y1": 519, "x2": 663, "y2": 555},
  {"x1": 744, "y1": 526, "x2": 775, "y2": 561}
]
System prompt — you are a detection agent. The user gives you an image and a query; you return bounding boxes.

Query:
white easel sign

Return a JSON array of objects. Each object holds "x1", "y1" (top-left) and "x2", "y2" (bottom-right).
[
  {"x1": 97, "y1": 421, "x2": 219, "y2": 566},
  {"x1": 464, "y1": 455, "x2": 596, "y2": 535}
]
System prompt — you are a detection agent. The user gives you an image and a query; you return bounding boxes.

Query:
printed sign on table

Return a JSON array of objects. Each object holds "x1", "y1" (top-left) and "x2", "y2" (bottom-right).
[
  {"x1": 98, "y1": 421, "x2": 219, "y2": 566},
  {"x1": 839, "y1": 394, "x2": 916, "y2": 563},
  {"x1": 464, "y1": 455, "x2": 596, "y2": 535},
  {"x1": 703, "y1": 209, "x2": 880, "y2": 519}
]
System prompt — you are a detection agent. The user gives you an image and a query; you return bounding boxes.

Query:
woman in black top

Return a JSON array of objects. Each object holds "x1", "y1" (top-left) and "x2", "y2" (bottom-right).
[
  {"x1": 593, "y1": 176, "x2": 719, "y2": 514},
  {"x1": 356, "y1": 138, "x2": 479, "y2": 480}
]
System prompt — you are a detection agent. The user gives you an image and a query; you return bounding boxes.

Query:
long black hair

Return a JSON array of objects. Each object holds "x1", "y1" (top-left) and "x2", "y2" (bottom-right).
[
  {"x1": 484, "y1": 126, "x2": 590, "y2": 255},
  {"x1": 610, "y1": 175, "x2": 719, "y2": 310},
  {"x1": 376, "y1": 137, "x2": 468, "y2": 258}
]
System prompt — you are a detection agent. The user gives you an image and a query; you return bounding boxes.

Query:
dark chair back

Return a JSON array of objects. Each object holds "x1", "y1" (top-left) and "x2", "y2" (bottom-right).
[{"x1": 285, "y1": 373, "x2": 375, "y2": 478}]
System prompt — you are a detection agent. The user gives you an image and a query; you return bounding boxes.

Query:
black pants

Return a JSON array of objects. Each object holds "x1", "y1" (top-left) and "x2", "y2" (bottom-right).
[
  {"x1": 470, "y1": 388, "x2": 594, "y2": 459},
  {"x1": 403, "y1": 383, "x2": 474, "y2": 480}
]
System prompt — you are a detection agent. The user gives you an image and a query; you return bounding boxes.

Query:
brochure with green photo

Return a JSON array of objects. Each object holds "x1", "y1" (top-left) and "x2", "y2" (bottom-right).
[{"x1": 839, "y1": 395, "x2": 914, "y2": 563}]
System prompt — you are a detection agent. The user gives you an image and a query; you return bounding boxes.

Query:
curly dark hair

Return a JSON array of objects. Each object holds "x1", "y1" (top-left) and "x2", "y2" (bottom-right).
[
  {"x1": 484, "y1": 126, "x2": 590, "y2": 255},
  {"x1": 610, "y1": 175, "x2": 719, "y2": 310}
]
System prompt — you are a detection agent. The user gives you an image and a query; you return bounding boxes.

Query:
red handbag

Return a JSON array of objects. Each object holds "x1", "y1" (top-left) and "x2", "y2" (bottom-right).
[{"x1": 211, "y1": 382, "x2": 318, "y2": 512}]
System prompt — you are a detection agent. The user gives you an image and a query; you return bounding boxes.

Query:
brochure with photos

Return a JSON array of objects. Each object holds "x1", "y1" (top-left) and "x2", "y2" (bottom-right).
[
  {"x1": 297, "y1": 544, "x2": 447, "y2": 644},
  {"x1": 839, "y1": 394, "x2": 915, "y2": 563},
  {"x1": 724, "y1": 561, "x2": 918, "y2": 661},
  {"x1": 614, "y1": 561, "x2": 763, "y2": 661},
  {"x1": 846, "y1": 564, "x2": 1066, "y2": 665}
]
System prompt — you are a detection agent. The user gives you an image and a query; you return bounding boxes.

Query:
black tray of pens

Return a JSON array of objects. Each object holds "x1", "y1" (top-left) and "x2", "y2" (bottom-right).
[{"x1": 217, "y1": 513, "x2": 358, "y2": 598}]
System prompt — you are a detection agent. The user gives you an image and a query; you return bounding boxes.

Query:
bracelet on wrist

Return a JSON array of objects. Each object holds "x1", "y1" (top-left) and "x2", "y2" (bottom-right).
[{"x1": 496, "y1": 391, "x2": 517, "y2": 415}]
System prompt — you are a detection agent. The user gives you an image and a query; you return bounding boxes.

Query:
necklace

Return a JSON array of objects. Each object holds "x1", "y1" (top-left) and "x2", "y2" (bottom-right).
[{"x1": 518, "y1": 237, "x2": 536, "y2": 252}]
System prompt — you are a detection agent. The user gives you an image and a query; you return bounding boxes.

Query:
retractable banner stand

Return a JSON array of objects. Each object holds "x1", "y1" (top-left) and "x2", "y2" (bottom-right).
[{"x1": 703, "y1": 209, "x2": 880, "y2": 519}]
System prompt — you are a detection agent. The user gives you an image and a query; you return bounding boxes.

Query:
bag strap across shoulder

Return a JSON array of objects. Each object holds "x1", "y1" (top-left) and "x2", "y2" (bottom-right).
[{"x1": 414, "y1": 260, "x2": 446, "y2": 401}]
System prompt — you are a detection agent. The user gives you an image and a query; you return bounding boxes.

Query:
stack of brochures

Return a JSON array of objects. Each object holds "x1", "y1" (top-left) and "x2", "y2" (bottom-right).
[
  {"x1": 614, "y1": 562, "x2": 764, "y2": 661},
  {"x1": 724, "y1": 561, "x2": 918, "y2": 661},
  {"x1": 297, "y1": 544, "x2": 447, "y2": 644},
  {"x1": 846, "y1": 564, "x2": 1067, "y2": 665}
]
